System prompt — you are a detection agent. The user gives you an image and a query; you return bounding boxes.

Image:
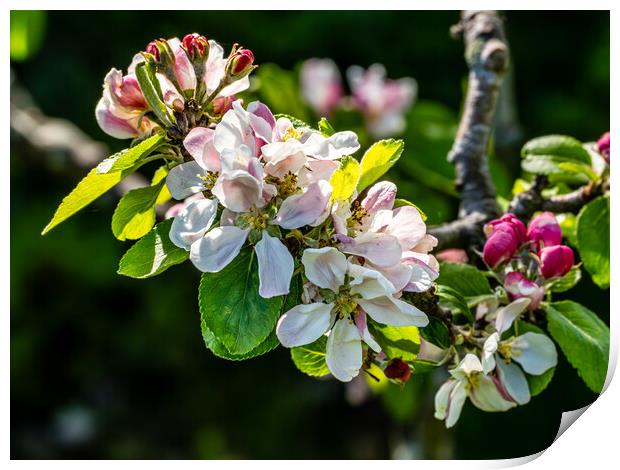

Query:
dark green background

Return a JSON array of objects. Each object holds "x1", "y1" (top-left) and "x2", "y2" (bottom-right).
[{"x1": 11, "y1": 11, "x2": 609, "y2": 459}]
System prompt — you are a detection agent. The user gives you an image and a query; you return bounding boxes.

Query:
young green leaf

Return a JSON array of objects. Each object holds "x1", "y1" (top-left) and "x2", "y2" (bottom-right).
[
  {"x1": 42, "y1": 165, "x2": 136, "y2": 235},
  {"x1": 546, "y1": 301, "x2": 609, "y2": 393},
  {"x1": 199, "y1": 248, "x2": 284, "y2": 355},
  {"x1": 202, "y1": 320, "x2": 279, "y2": 361},
  {"x1": 96, "y1": 133, "x2": 165, "y2": 174},
  {"x1": 576, "y1": 196, "x2": 610, "y2": 289},
  {"x1": 117, "y1": 218, "x2": 188, "y2": 279},
  {"x1": 435, "y1": 285, "x2": 472, "y2": 322},
  {"x1": 135, "y1": 61, "x2": 174, "y2": 127},
  {"x1": 318, "y1": 117, "x2": 335, "y2": 137},
  {"x1": 357, "y1": 139, "x2": 404, "y2": 191},
  {"x1": 368, "y1": 323, "x2": 420, "y2": 361},
  {"x1": 521, "y1": 135, "x2": 591, "y2": 164},
  {"x1": 437, "y1": 262, "x2": 493, "y2": 296},
  {"x1": 419, "y1": 316, "x2": 451, "y2": 350},
  {"x1": 546, "y1": 266, "x2": 582, "y2": 293},
  {"x1": 393, "y1": 198, "x2": 427, "y2": 221},
  {"x1": 330, "y1": 156, "x2": 361, "y2": 202},
  {"x1": 291, "y1": 336, "x2": 330, "y2": 377},
  {"x1": 152, "y1": 166, "x2": 172, "y2": 204},
  {"x1": 111, "y1": 181, "x2": 165, "y2": 241}
]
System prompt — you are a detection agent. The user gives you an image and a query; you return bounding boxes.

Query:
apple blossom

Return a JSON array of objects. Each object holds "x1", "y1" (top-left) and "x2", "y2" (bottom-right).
[
  {"x1": 300, "y1": 58, "x2": 344, "y2": 116},
  {"x1": 503, "y1": 272, "x2": 544, "y2": 311}
]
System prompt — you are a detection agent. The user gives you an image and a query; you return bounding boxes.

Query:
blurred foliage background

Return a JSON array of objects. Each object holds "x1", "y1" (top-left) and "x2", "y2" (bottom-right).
[{"x1": 11, "y1": 10, "x2": 609, "y2": 459}]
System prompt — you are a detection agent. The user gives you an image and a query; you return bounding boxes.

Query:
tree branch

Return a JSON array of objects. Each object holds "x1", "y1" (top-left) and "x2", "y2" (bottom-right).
[{"x1": 430, "y1": 11, "x2": 509, "y2": 252}]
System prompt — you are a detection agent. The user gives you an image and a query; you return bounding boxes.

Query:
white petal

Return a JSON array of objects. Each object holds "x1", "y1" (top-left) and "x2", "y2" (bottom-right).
[
  {"x1": 358, "y1": 296, "x2": 428, "y2": 327},
  {"x1": 255, "y1": 231, "x2": 294, "y2": 298},
  {"x1": 495, "y1": 298, "x2": 531, "y2": 334},
  {"x1": 388, "y1": 206, "x2": 427, "y2": 249},
  {"x1": 451, "y1": 353, "x2": 484, "y2": 381},
  {"x1": 189, "y1": 226, "x2": 249, "y2": 272},
  {"x1": 496, "y1": 359, "x2": 530, "y2": 405},
  {"x1": 325, "y1": 131, "x2": 361, "y2": 158},
  {"x1": 434, "y1": 379, "x2": 456, "y2": 421},
  {"x1": 348, "y1": 262, "x2": 396, "y2": 299},
  {"x1": 446, "y1": 380, "x2": 467, "y2": 428},
  {"x1": 368, "y1": 262, "x2": 413, "y2": 292},
  {"x1": 326, "y1": 319, "x2": 363, "y2": 382},
  {"x1": 211, "y1": 170, "x2": 263, "y2": 212},
  {"x1": 276, "y1": 302, "x2": 334, "y2": 347},
  {"x1": 169, "y1": 199, "x2": 218, "y2": 250},
  {"x1": 511, "y1": 332, "x2": 558, "y2": 375},
  {"x1": 340, "y1": 231, "x2": 402, "y2": 268},
  {"x1": 166, "y1": 161, "x2": 206, "y2": 200},
  {"x1": 469, "y1": 375, "x2": 516, "y2": 412},
  {"x1": 301, "y1": 247, "x2": 347, "y2": 292},
  {"x1": 183, "y1": 127, "x2": 221, "y2": 172},
  {"x1": 354, "y1": 309, "x2": 381, "y2": 353},
  {"x1": 274, "y1": 180, "x2": 332, "y2": 229},
  {"x1": 482, "y1": 333, "x2": 499, "y2": 374}
]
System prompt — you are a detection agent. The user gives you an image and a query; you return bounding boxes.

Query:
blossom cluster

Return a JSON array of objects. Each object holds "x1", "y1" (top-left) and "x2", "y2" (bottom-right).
[
  {"x1": 300, "y1": 59, "x2": 417, "y2": 138},
  {"x1": 483, "y1": 212, "x2": 575, "y2": 310}
]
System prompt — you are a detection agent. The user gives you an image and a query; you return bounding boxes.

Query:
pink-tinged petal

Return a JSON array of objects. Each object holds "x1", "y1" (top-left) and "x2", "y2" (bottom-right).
[
  {"x1": 95, "y1": 98, "x2": 141, "y2": 139},
  {"x1": 348, "y1": 262, "x2": 396, "y2": 299},
  {"x1": 496, "y1": 359, "x2": 530, "y2": 405},
  {"x1": 255, "y1": 231, "x2": 294, "y2": 298},
  {"x1": 354, "y1": 309, "x2": 381, "y2": 353},
  {"x1": 303, "y1": 131, "x2": 360, "y2": 160},
  {"x1": 359, "y1": 296, "x2": 428, "y2": 327},
  {"x1": 412, "y1": 234, "x2": 438, "y2": 254},
  {"x1": 331, "y1": 200, "x2": 351, "y2": 236},
  {"x1": 211, "y1": 170, "x2": 263, "y2": 212},
  {"x1": 274, "y1": 180, "x2": 332, "y2": 229},
  {"x1": 219, "y1": 208, "x2": 237, "y2": 226},
  {"x1": 298, "y1": 159, "x2": 340, "y2": 187},
  {"x1": 169, "y1": 198, "x2": 218, "y2": 250},
  {"x1": 204, "y1": 40, "x2": 226, "y2": 95},
  {"x1": 276, "y1": 302, "x2": 334, "y2": 348},
  {"x1": 468, "y1": 375, "x2": 516, "y2": 412},
  {"x1": 402, "y1": 251, "x2": 440, "y2": 293},
  {"x1": 494, "y1": 298, "x2": 531, "y2": 334},
  {"x1": 503, "y1": 272, "x2": 544, "y2": 310},
  {"x1": 301, "y1": 247, "x2": 347, "y2": 292},
  {"x1": 326, "y1": 319, "x2": 363, "y2": 382},
  {"x1": 361, "y1": 181, "x2": 397, "y2": 214},
  {"x1": 366, "y1": 262, "x2": 413, "y2": 293},
  {"x1": 213, "y1": 101, "x2": 256, "y2": 154},
  {"x1": 247, "y1": 101, "x2": 276, "y2": 130},
  {"x1": 300, "y1": 58, "x2": 343, "y2": 115},
  {"x1": 388, "y1": 206, "x2": 426, "y2": 249},
  {"x1": 189, "y1": 226, "x2": 249, "y2": 272},
  {"x1": 169, "y1": 37, "x2": 197, "y2": 92},
  {"x1": 219, "y1": 75, "x2": 250, "y2": 97},
  {"x1": 156, "y1": 72, "x2": 184, "y2": 111},
  {"x1": 165, "y1": 202, "x2": 187, "y2": 220},
  {"x1": 166, "y1": 161, "x2": 206, "y2": 200},
  {"x1": 103, "y1": 68, "x2": 147, "y2": 109},
  {"x1": 510, "y1": 332, "x2": 558, "y2": 375},
  {"x1": 340, "y1": 231, "x2": 402, "y2": 268},
  {"x1": 183, "y1": 127, "x2": 221, "y2": 172}
]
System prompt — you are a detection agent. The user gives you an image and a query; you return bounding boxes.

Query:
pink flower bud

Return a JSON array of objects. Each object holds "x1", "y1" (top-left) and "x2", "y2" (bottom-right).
[
  {"x1": 483, "y1": 229, "x2": 518, "y2": 268},
  {"x1": 225, "y1": 47, "x2": 255, "y2": 79},
  {"x1": 484, "y1": 214, "x2": 527, "y2": 246},
  {"x1": 145, "y1": 41, "x2": 161, "y2": 61},
  {"x1": 504, "y1": 272, "x2": 544, "y2": 310},
  {"x1": 182, "y1": 33, "x2": 209, "y2": 59},
  {"x1": 597, "y1": 132, "x2": 610, "y2": 163},
  {"x1": 212, "y1": 95, "x2": 236, "y2": 115},
  {"x1": 527, "y1": 211, "x2": 562, "y2": 251},
  {"x1": 539, "y1": 245, "x2": 574, "y2": 279},
  {"x1": 384, "y1": 358, "x2": 411, "y2": 383}
]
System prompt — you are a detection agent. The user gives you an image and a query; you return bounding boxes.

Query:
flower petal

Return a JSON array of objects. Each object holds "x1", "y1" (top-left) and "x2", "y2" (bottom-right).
[
  {"x1": 276, "y1": 302, "x2": 334, "y2": 347},
  {"x1": 189, "y1": 226, "x2": 249, "y2": 272},
  {"x1": 348, "y1": 262, "x2": 396, "y2": 299},
  {"x1": 340, "y1": 231, "x2": 402, "y2": 268},
  {"x1": 169, "y1": 198, "x2": 218, "y2": 250},
  {"x1": 496, "y1": 359, "x2": 530, "y2": 405},
  {"x1": 326, "y1": 319, "x2": 363, "y2": 382},
  {"x1": 255, "y1": 231, "x2": 294, "y2": 298},
  {"x1": 361, "y1": 181, "x2": 397, "y2": 214},
  {"x1": 358, "y1": 296, "x2": 428, "y2": 327},
  {"x1": 183, "y1": 127, "x2": 221, "y2": 172},
  {"x1": 211, "y1": 170, "x2": 263, "y2": 212},
  {"x1": 166, "y1": 161, "x2": 206, "y2": 200},
  {"x1": 482, "y1": 333, "x2": 499, "y2": 374},
  {"x1": 301, "y1": 247, "x2": 347, "y2": 292},
  {"x1": 274, "y1": 180, "x2": 332, "y2": 229},
  {"x1": 510, "y1": 332, "x2": 558, "y2": 375},
  {"x1": 469, "y1": 375, "x2": 516, "y2": 412},
  {"x1": 354, "y1": 308, "x2": 381, "y2": 353},
  {"x1": 446, "y1": 380, "x2": 467, "y2": 428},
  {"x1": 495, "y1": 298, "x2": 531, "y2": 334},
  {"x1": 388, "y1": 206, "x2": 427, "y2": 249}
]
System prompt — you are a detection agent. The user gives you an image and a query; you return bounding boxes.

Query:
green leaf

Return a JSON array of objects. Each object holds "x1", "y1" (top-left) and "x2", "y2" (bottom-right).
[
  {"x1": 10, "y1": 11, "x2": 46, "y2": 62},
  {"x1": 318, "y1": 117, "x2": 335, "y2": 137},
  {"x1": 330, "y1": 156, "x2": 360, "y2": 202},
  {"x1": 419, "y1": 316, "x2": 451, "y2": 349},
  {"x1": 558, "y1": 161, "x2": 598, "y2": 181},
  {"x1": 546, "y1": 266, "x2": 582, "y2": 293},
  {"x1": 96, "y1": 134, "x2": 165, "y2": 174},
  {"x1": 111, "y1": 181, "x2": 164, "y2": 241},
  {"x1": 135, "y1": 61, "x2": 173, "y2": 127},
  {"x1": 435, "y1": 285, "x2": 472, "y2": 322},
  {"x1": 393, "y1": 198, "x2": 427, "y2": 221},
  {"x1": 576, "y1": 196, "x2": 610, "y2": 289},
  {"x1": 202, "y1": 320, "x2": 279, "y2": 361},
  {"x1": 522, "y1": 135, "x2": 591, "y2": 164},
  {"x1": 257, "y1": 64, "x2": 310, "y2": 122},
  {"x1": 291, "y1": 336, "x2": 330, "y2": 377},
  {"x1": 521, "y1": 155, "x2": 573, "y2": 175},
  {"x1": 368, "y1": 323, "x2": 420, "y2": 361},
  {"x1": 117, "y1": 219, "x2": 188, "y2": 278},
  {"x1": 42, "y1": 165, "x2": 135, "y2": 235},
  {"x1": 199, "y1": 248, "x2": 284, "y2": 355},
  {"x1": 546, "y1": 301, "x2": 609, "y2": 393},
  {"x1": 152, "y1": 166, "x2": 172, "y2": 204},
  {"x1": 410, "y1": 359, "x2": 440, "y2": 374},
  {"x1": 357, "y1": 139, "x2": 404, "y2": 191},
  {"x1": 437, "y1": 262, "x2": 492, "y2": 296}
]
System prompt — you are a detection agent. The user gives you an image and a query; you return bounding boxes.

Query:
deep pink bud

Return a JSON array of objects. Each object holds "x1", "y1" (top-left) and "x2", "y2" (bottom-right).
[
  {"x1": 483, "y1": 229, "x2": 518, "y2": 268},
  {"x1": 484, "y1": 214, "x2": 527, "y2": 246},
  {"x1": 225, "y1": 47, "x2": 255, "y2": 79},
  {"x1": 504, "y1": 272, "x2": 544, "y2": 310},
  {"x1": 182, "y1": 33, "x2": 209, "y2": 59},
  {"x1": 145, "y1": 41, "x2": 160, "y2": 60},
  {"x1": 212, "y1": 95, "x2": 236, "y2": 115},
  {"x1": 539, "y1": 245, "x2": 574, "y2": 279},
  {"x1": 527, "y1": 211, "x2": 562, "y2": 251},
  {"x1": 597, "y1": 132, "x2": 610, "y2": 163},
  {"x1": 384, "y1": 358, "x2": 411, "y2": 383}
]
